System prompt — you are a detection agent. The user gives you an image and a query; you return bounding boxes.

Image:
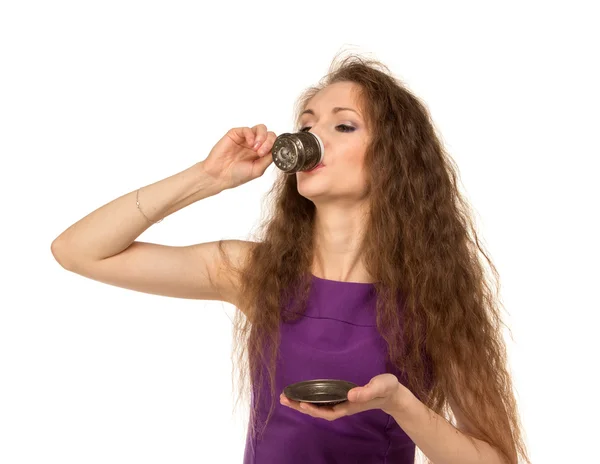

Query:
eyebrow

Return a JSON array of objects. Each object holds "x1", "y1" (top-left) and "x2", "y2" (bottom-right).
[{"x1": 300, "y1": 107, "x2": 361, "y2": 118}]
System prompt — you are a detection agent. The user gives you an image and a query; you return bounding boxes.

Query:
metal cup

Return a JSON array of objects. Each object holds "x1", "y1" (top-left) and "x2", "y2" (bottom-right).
[{"x1": 271, "y1": 131, "x2": 324, "y2": 173}]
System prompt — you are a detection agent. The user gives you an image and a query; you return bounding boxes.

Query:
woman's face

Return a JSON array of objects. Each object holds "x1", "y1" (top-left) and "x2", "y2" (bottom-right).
[{"x1": 296, "y1": 81, "x2": 371, "y2": 204}]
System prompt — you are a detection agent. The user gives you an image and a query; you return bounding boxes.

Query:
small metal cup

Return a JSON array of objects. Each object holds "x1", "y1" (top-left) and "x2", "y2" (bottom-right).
[{"x1": 271, "y1": 131, "x2": 324, "y2": 173}]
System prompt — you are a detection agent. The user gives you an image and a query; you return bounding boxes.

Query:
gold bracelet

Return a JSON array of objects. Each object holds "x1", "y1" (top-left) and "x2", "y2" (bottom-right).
[{"x1": 135, "y1": 188, "x2": 163, "y2": 224}]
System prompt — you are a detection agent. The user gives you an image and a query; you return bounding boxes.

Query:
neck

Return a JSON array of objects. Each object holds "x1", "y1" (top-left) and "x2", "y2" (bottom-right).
[{"x1": 311, "y1": 202, "x2": 374, "y2": 283}]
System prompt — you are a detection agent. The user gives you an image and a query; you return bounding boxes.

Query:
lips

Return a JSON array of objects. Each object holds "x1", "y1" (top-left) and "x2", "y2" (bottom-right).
[{"x1": 307, "y1": 163, "x2": 325, "y2": 172}]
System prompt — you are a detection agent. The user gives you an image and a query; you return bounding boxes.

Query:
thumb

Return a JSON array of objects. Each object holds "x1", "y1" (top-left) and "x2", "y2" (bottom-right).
[
  {"x1": 254, "y1": 151, "x2": 274, "y2": 176},
  {"x1": 350, "y1": 385, "x2": 368, "y2": 401}
]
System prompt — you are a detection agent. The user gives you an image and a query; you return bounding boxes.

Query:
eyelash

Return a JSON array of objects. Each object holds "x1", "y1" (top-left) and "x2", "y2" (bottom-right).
[{"x1": 299, "y1": 124, "x2": 355, "y2": 133}]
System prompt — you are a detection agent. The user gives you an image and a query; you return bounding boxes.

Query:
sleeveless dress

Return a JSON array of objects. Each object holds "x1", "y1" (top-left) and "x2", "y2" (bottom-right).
[{"x1": 243, "y1": 274, "x2": 418, "y2": 464}]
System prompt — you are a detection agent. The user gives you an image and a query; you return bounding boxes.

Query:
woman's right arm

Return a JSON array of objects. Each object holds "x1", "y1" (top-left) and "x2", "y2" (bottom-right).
[
  {"x1": 52, "y1": 161, "x2": 222, "y2": 265},
  {"x1": 50, "y1": 125, "x2": 275, "y2": 306}
]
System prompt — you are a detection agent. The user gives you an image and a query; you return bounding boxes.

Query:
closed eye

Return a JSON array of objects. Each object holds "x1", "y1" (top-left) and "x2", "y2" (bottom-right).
[{"x1": 299, "y1": 124, "x2": 355, "y2": 133}]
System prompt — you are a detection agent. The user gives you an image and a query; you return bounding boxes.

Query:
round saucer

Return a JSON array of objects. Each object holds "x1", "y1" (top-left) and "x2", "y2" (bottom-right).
[{"x1": 283, "y1": 379, "x2": 358, "y2": 407}]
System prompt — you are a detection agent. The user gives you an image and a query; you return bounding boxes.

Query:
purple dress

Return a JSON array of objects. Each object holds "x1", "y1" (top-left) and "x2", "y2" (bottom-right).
[{"x1": 243, "y1": 274, "x2": 417, "y2": 463}]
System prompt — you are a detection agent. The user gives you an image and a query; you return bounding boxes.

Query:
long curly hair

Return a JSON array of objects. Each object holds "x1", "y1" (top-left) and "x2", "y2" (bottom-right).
[{"x1": 217, "y1": 52, "x2": 530, "y2": 464}]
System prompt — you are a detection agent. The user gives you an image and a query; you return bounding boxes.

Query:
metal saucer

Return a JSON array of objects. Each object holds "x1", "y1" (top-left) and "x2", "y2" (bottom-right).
[{"x1": 283, "y1": 379, "x2": 358, "y2": 407}]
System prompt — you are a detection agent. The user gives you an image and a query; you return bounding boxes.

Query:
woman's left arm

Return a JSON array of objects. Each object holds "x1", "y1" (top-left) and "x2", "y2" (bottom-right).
[
  {"x1": 281, "y1": 373, "x2": 509, "y2": 464},
  {"x1": 388, "y1": 386, "x2": 509, "y2": 464}
]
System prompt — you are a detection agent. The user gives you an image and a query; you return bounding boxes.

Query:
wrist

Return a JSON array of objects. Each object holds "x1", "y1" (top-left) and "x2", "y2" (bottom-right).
[
  {"x1": 383, "y1": 382, "x2": 414, "y2": 417},
  {"x1": 191, "y1": 161, "x2": 226, "y2": 194}
]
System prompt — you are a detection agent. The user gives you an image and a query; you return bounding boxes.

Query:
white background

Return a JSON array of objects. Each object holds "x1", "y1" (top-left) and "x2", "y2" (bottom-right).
[{"x1": 1, "y1": 1, "x2": 598, "y2": 462}]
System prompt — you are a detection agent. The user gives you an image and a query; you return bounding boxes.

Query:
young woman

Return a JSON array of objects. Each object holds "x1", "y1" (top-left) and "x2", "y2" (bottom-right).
[{"x1": 52, "y1": 54, "x2": 530, "y2": 464}]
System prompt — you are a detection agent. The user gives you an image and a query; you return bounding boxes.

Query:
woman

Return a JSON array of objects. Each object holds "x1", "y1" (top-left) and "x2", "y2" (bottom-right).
[{"x1": 51, "y1": 54, "x2": 530, "y2": 463}]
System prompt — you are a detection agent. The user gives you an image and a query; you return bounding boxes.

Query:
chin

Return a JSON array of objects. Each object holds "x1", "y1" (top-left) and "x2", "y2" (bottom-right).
[{"x1": 297, "y1": 182, "x2": 323, "y2": 197}]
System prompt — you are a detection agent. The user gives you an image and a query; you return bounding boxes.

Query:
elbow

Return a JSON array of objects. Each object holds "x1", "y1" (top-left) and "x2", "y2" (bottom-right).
[{"x1": 51, "y1": 239, "x2": 73, "y2": 270}]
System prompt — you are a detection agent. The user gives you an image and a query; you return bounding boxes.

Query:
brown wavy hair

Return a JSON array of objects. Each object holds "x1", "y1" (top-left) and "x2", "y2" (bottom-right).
[{"x1": 216, "y1": 51, "x2": 530, "y2": 464}]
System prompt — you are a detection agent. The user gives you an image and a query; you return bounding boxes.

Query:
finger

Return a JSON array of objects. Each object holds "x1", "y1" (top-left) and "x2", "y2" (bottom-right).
[
  {"x1": 351, "y1": 385, "x2": 381, "y2": 402},
  {"x1": 348, "y1": 387, "x2": 365, "y2": 401},
  {"x1": 243, "y1": 127, "x2": 255, "y2": 148},
  {"x1": 229, "y1": 127, "x2": 255, "y2": 148},
  {"x1": 281, "y1": 398, "x2": 309, "y2": 415},
  {"x1": 254, "y1": 146, "x2": 274, "y2": 175},
  {"x1": 280, "y1": 395, "x2": 316, "y2": 412},
  {"x1": 280, "y1": 394, "x2": 350, "y2": 420},
  {"x1": 251, "y1": 124, "x2": 268, "y2": 151},
  {"x1": 280, "y1": 393, "x2": 298, "y2": 407},
  {"x1": 258, "y1": 131, "x2": 277, "y2": 157},
  {"x1": 300, "y1": 402, "x2": 345, "y2": 421}
]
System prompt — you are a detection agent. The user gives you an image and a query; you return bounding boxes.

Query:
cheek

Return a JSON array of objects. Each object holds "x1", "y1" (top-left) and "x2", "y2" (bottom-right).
[
  {"x1": 346, "y1": 151, "x2": 367, "y2": 177},
  {"x1": 336, "y1": 157, "x2": 369, "y2": 190},
  {"x1": 330, "y1": 144, "x2": 365, "y2": 170}
]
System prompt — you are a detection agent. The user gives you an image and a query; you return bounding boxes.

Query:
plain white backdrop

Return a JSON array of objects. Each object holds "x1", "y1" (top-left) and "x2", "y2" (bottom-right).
[{"x1": 1, "y1": 1, "x2": 598, "y2": 462}]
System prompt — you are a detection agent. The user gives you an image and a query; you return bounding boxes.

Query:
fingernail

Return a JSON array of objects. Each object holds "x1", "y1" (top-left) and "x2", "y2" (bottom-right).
[{"x1": 253, "y1": 141, "x2": 261, "y2": 149}]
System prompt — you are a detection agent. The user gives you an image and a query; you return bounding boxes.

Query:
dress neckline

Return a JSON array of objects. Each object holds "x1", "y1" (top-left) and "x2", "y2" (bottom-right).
[{"x1": 310, "y1": 273, "x2": 377, "y2": 286}]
